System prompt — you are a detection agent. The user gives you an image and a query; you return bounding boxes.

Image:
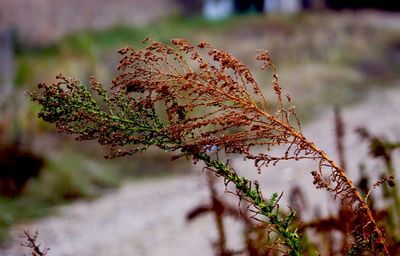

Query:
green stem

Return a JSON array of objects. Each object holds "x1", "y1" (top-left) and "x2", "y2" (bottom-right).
[
  {"x1": 196, "y1": 153, "x2": 302, "y2": 256},
  {"x1": 384, "y1": 156, "x2": 400, "y2": 240}
]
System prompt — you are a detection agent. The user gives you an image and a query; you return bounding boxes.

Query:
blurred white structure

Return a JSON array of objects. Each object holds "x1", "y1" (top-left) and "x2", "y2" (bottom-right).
[
  {"x1": 203, "y1": 0, "x2": 234, "y2": 20},
  {"x1": 264, "y1": 0, "x2": 301, "y2": 14},
  {"x1": 0, "y1": 29, "x2": 15, "y2": 100},
  {"x1": 202, "y1": 0, "x2": 302, "y2": 20}
]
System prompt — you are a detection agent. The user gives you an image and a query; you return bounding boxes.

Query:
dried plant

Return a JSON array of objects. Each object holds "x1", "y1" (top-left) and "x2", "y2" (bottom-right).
[
  {"x1": 187, "y1": 173, "x2": 282, "y2": 255},
  {"x1": 334, "y1": 106, "x2": 347, "y2": 171},
  {"x1": 356, "y1": 127, "x2": 400, "y2": 246},
  {"x1": 29, "y1": 38, "x2": 388, "y2": 255},
  {"x1": 289, "y1": 114, "x2": 400, "y2": 255},
  {"x1": 365, "y1": 176, "x2": 395, "y2": 202},
  {"x1": 188, "y1": 174, "x2": 241, "y2": 256},
  {"x1": 21, "y1": 231, "x2": 49, "y2": 256}
]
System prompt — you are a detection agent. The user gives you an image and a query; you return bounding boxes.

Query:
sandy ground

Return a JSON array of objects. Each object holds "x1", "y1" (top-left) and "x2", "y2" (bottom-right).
[{"x1": 1, "y1": 86, "x2": 400, "y2": 256}]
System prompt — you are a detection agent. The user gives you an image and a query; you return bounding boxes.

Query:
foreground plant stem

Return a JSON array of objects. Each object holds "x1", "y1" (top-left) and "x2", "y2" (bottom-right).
[
  {"x1": 196, "y1": 153, "x2": 301, "y2": 255},
  {"x1": 30, "y1": 38, "x2": 389, "y2": 255}
]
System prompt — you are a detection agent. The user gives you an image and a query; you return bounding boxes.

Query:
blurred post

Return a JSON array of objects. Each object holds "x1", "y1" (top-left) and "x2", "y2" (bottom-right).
[
  {"x1": 176, "y1": 0, "x2": 203, "y2": 17},
  {"x1": 304, "y1": 0, "x2": 327, "y2": 10},
  {"x1": 0, "y1": 28, "x2": 15, "y2": 103}
]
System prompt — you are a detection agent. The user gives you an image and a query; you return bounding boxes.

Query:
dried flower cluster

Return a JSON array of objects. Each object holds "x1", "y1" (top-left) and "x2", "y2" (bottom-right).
[{"x1": 30, "y1": 39, "x2": 388, "y2": 255}]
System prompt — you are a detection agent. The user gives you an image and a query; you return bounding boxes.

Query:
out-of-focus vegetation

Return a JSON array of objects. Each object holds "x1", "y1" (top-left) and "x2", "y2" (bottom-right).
[
  {"x1": 1, "y1": 11, "x2": 400, "y2": 242},
  {"x1": 15, "y1": 13, "x2": 400, "y2": 117}
]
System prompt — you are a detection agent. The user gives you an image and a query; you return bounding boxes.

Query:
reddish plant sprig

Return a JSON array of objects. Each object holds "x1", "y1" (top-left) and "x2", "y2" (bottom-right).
[{"x1": 29, "y1": 39, "x2": 388, "y2": 254}]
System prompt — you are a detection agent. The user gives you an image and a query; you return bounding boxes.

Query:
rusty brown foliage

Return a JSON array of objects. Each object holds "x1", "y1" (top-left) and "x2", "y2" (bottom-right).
[
  {"x1": 287, "y1": 112, "x2": 400, "y2": 255},
  {"x1": 30, "y1": 39, "x2": 388, "y2": 254}
]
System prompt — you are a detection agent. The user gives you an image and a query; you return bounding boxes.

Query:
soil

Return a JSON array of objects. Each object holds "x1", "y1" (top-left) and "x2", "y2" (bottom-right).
[{"x1": 1, "y1": 86, "x2": 400, "y2": 255}]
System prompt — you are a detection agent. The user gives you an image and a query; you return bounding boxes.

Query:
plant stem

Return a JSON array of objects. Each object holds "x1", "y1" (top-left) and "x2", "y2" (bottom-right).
[{"x1": 196, "y1": 153, "x2": 302, "y2": 256}]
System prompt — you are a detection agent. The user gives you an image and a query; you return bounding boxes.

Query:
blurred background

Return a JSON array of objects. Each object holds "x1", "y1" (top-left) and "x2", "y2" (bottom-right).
[{"x1": 0, "y1": 0, "x2": 400, "y2": 255}]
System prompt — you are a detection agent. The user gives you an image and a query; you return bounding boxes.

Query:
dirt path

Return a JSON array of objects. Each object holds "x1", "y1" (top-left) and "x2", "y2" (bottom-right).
[{"x1": 1, "y1": 87, "x2": 400, "y2": 256}]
